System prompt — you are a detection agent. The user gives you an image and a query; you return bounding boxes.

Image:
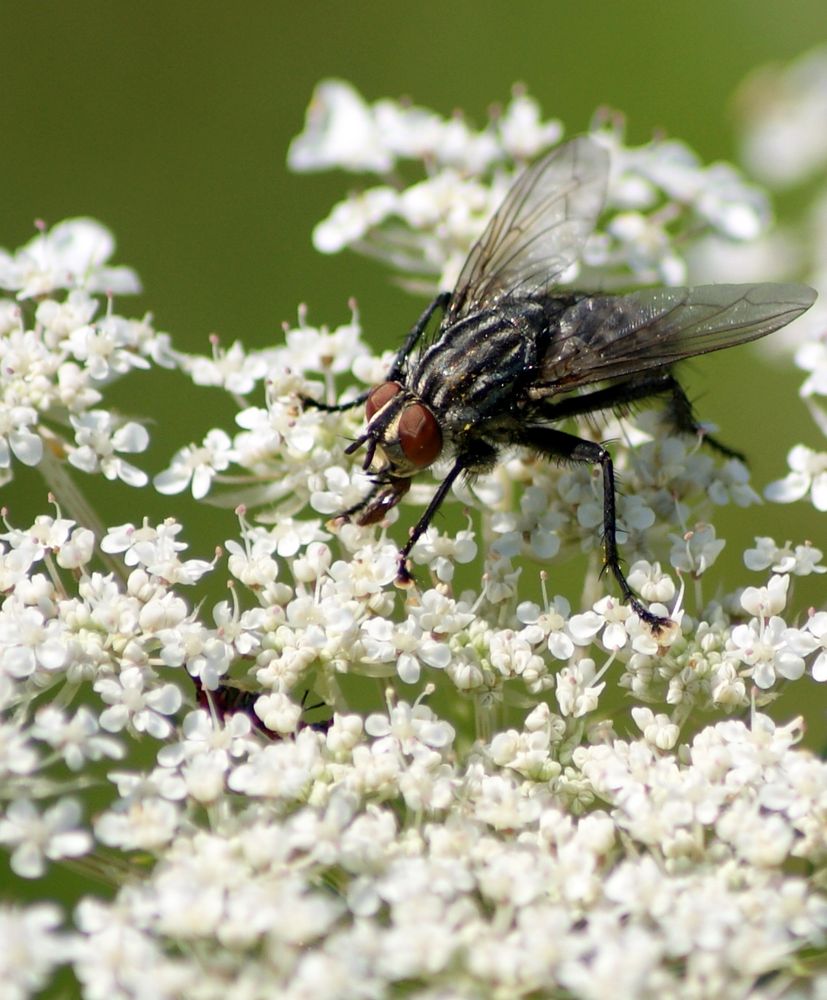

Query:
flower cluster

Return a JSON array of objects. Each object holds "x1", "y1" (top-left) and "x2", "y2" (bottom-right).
[
  {"x1": 0, "y1": 220, "x2": 173, "y2": 491},
  {"x1": 1, "y1": 73, "x2": 827, "y2": 998},
  {"x1": 289, "y1": 79, "x2": 770, "y2": 291}
]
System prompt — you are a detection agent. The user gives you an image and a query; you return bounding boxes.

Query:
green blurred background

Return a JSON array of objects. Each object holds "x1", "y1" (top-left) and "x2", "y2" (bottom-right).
[{"x1": 1, "y1": 2, "x2": 825, "y2": 698}]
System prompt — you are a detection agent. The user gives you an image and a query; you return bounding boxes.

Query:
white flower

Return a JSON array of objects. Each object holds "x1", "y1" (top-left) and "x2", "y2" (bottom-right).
[
  {"x1": 94, "y1": 666, "x2": 182, "y2": 738},
  {"x1": 312, "y1": 187, "x2": 399, "y2": 255},
  {"x1": 0, "y1": 218, "x2": 140, "y2": 299},
  {"x1": 0, "y1": 403, "x2": 43, "y2": 468},
  {"x1": 154, "y1": 428, "x2": 234, "y2": 498},
  {"x1": 728, "y1": 616, "x2": 807, "y2": 689},
  {"x1": 182, "y1": 338, "x2": 268, "y2": 394},
  {"x1": 282, "y1": 311, "x2": 367, "y2": 375},
  {"x1": 30, "y1": 706, "x2": 123, "y2": 770},
  {"x1": 555, "y1": 658, "x2": 606, "y2": 717},
  {"x1": 68, "y1": 410, "x2": 149, "y2": 486},
  {"x1": 516, "y1": 594, "x2": 574, "y2": 660},
  {"x1": 254, "y1": 691, "x2": 302, "y2": 736},
  {"x1": 0, "y1": 797, "x2": 91, "y2": 878},
  {"x1": 56, "y1": 525, "x2": 95, "y2": 569},
  {"x1": 669, "y1": 524, "x2": 726, "y2": 576},
  {"x1": 65, "y1": 314, "x2": 151, "y2": 381},
  {"x1": 740, "y1": 573, "x2": 789, "y2": 617},
  {"x1": 0, "y1": 600, "x2": 68, "y2": 678},
  {"x1": 102, "y1": 518, "x2": 214, "y2": 585},
  {"x1": 795, "y1": 334, "x2": 827, "y2": 398},
  {"x1": 744, "y1": 536, "x2": 826, "y2": 575},
  {"x1": 0, "y1": 903, "x2": 67, "y2": 999},
  {"x1": 632, "y1": 706, "x2": 680, "y2": 750},
  {"x1": 497, "y1": 88, "x2": 563, "y2": 159},
  {"x1": 765, "y1": 444, "x2": 827, "y2": 511},
  {"x1": 94, "y1": 796, "x2": 181, "y2": 851},
  {"x1": 626, "y1": 561, "x2": 676, "y2": 603},
  {"x1": 0, "y1": 719, "x2": 39, "y2": 776},
  {"x1": 738, "y1": 46, "x2": 827, "y2": 187},
  {"x1": 365, "y1": 696, "x2": 455, "y2": 759},
  {"x1": 803, "y1": 612, "x2": 827, "y2": 681},
  {"x1": 409, "y1": 523, "x2": 477, "y2": 582},
  {"x1": 287, "y1": 79, "x2": 394, "y2": 174}
]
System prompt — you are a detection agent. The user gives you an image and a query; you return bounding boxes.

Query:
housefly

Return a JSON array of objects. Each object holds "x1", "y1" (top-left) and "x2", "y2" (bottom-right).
[{"x1": 309, "y1": 136, "x2": 816, "y2": 629}]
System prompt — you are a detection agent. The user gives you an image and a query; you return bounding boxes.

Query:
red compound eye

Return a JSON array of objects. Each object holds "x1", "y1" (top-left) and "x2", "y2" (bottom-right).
[
  {"x1": 398, "y1": 402, "x2": 442, "y2": 468},
  {"x1": 365, "y1": 381, "x2": 402, "y2": 420}
]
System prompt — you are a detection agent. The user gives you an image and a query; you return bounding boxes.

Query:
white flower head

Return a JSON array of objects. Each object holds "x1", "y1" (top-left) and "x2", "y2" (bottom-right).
[
  {"x1": 744, "y1": 536, "x2": 826, "y2": 576},
  {"x1": 0, "y1": 797, "x2": 91, "y2": 878},
  {"x1": 765, "y1": 444, "x2": 827, "y2": 511},
  {"x1": 68, "y1": 410, "x2": 149, "y2": 486},
  {"x1": 154, "y1": 428, "x2": 234, "y2": 499},
  {"x1": 94, "y1": 666, "x2": 183, "y2": 738},
  {"x1": 288, "y1": 79, "x2": 394, "y2": 174},
  {"x1": 0, "y1": 218, "x2": 140, "y2": 299}
]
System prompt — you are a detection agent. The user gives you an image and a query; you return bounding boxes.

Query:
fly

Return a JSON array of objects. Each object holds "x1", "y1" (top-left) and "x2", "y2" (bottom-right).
[{"x1": 308, "y1": 136, "x2": 816, "y2": 630}]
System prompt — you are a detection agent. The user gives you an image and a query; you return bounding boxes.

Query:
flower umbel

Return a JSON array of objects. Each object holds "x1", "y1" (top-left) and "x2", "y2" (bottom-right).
[{"x1": 1, "y1": 75, "x2": 826, "y2": 999}]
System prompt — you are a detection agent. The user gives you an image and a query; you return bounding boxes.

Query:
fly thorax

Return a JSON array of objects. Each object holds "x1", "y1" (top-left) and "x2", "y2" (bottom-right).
[{"x1": 362, "y1": 381, "x2": 443, "y2": 476}]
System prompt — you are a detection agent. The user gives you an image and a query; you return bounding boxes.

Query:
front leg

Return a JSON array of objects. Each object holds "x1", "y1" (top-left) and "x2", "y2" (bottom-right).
[
  {"x1": 395, "y1": 438, "x2": 497, "y2": 586},
  {"x1": 537, "y1": 372, "x2": 746, "y2": 461},
  {"x1": 517, "y1": 425, "x2": 670, "y2": 632}
]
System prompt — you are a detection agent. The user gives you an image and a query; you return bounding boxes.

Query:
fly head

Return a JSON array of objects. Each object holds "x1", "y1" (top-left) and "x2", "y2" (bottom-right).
[{"x1": 344, "y1": 379, "x2": 443, "y2": 525}]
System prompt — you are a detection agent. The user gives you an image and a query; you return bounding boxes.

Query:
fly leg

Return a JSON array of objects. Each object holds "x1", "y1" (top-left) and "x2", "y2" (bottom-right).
[
  {"x1": 392, "y1": 436, "x2": 496, "y2": 585},
  {"x1": 394, "y1": 456, "x2": 470, "y2": 586},
  {"x1": 302, "y1": 292, "x2": 450, "y2": 412},
  {"x1": 538, "y1": 372, "x2": 745, "y2": 460},
  {"x1": 386, "y1": 291, "x2": 450, "y2": 382},
  {"x1": 661, "y1": 376, "x2": 746, "y2": 461},
  {"x1": 517, "y1": 425, "x2": 670, "y2": 631}
]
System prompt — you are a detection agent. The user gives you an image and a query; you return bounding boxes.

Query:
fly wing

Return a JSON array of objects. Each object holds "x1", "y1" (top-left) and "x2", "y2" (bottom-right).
[
  {"x1": 539, "y1": 283, "x2": 817, "y2": 391},
  {"x1": 446, "y1": 136, "x2": 609, "y2": 323}
]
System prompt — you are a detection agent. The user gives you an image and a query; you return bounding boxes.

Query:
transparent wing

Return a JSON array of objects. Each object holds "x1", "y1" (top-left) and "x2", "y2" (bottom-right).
[
  {"x1": 446, "y1": 136, "x2": 609, "y2": 323},
  {"x1": 539, "y1": 283, "x2": 817, "y2": 391}
]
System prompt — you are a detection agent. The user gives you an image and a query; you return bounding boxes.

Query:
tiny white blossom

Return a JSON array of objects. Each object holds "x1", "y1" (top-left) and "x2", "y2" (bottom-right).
[
  {"x1": 0, "y1": 403, "x2": 43, "y2": 467},
  {"x1": 95, "y1": 666, "x2": 183, "y2": 738},
  {"x1": 740, "y1": 573, "x2": 789, "y2": 617},
  {"x1": 182, "y1": 337, "x2": 268, "y2": 394},
  {"x1": 744, "y1": 536, "x2": 827, "y2": 575},
  {"x1": 804, "y1": 611, "x2": 827, "y2": 681},
  {"x1": 93, "y1": 796, "x2": 180, "y2": 851},
  {"x1": 288, "y1": 79, "x2": 394, "y2": 174},
  {"x1": 632, "y1": 706, "x2": 680, "y2": 750},
  {"x1": 30, "y1": 705, "x2": 123, "y2": 770},
  {"x1": 728, "y1": 616, "x2": 807, "y2": 689},
  {"x1": 254, "y1": 691, "x2": 303, "y2": 735},
  {"x1": 154, "y1": 428, "x2": 234, "y2": 499},
  {"x1": 555, "y1": 658, "x2": 606, "y2": 718},
  {"x1": 0, "y1": 797, "x2": 91, "y2": 878},
  {"x1": 0, "y1": 903, "x2": 67, "y2": 999},
  {"x1": 669, "y1": 524, "x2": 726, "y2": 576},
  {"x1": 0, "y1": 218, "x2": 140, "y2": 299},
  {"x1": 365, "y1": 695, "x2": 455, "y2": 759},
  {"x1": 497, "y1": 88, "x2": 563, "y2": 159},
  {"x1": 765, "y1": 444, "x2": 827, "y2": 511},
  {"x1": 68, "y1": 410, "x2": 149, "y2": 486},
  {"x1": 738, "y1": 46, "x2": 827, "y2": 187},
  {"x1": 409, "y1": 523, "x2": 477, "y2": 582},
  {"x1": 0, "y1": 600, "x2": 68, "y2": 678}
]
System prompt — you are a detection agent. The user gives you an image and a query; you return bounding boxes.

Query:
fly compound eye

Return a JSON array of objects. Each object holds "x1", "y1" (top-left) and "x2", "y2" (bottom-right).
[
  {"x1": 398, "y1": 403, "x2": 442, "y2": 468},
  {"x1": 365, "y1": 381, "x2": 402, "y2": 420}
]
